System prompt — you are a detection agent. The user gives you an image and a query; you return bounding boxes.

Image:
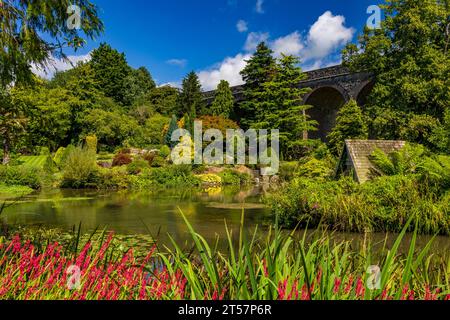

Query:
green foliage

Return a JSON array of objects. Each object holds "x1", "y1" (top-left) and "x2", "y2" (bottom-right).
[
  {"x1": 0, "y1": 0, "x2": 103, "y2": 88},
  {"x1": 135, "y1": 85, "x2": 180, "y2": 117},
  {"x1": 60, "y1": 147, "x2": 98, "y2": 189},
  {"x1": 179, "y1": 72, "x2": 204, "y2": 118},
  {"x1": 159, "y1": 145, "x2": 171, "y2": 159},
  {"x1": 164, "y1": 115, "x2": 179, "y2": 148},
  {"x1": 123, "y1": 67, "x2": 156, "y2": 106},
  {"x1": 256, "y1": 54, "x2": 315, "y2": 159},
  {"x1": 218, "y1": 169, "x2": 251, "y2": 185},
  {"x1": 0, "y1": 89, "x2": 27, "y2": 164},
  {"x1": 129, "y1": 165, "x2": 199, "y2": 189},
  {"x1": 294, "y1": 158, "x2": 334, "y2": 181},
  {"x1": 239, "y1": 42, "x2": 276, "y2": 128},
  {"x1": 85, "y1": 135, "x2": 98, "y2": 154},
  {"x1": 90, "y1": 43, "x2": 132, "y2": 105},
  {"x1": 1, "y1": 214, "x2": 449, "y2": 300},
  {"x1": 266, "y1": 174, "x2": 449, "y2": 235},
  {"x1": 327, "y1": 99, "x2": 368, "y2": 156},
  {"x1": 342, "y1": 0, "x2": 450, "y2": 140},
  {"x1": 369, "y1": 144, "x2": 426, "y2": 176},
  {"x1": 0, "y1": 184, "x2": 34, "y2": 198},
  {"x1": 210, "y1": 80, "x2": 235, "y2": 118},
  {"x1": 142, "y1": 114, "x2": 170, "y2": 146},
  {"x1": 16, "y1": 156, "x2": 48, "y2": 169},
  {"x1": 0, "y1": 166, "x2": 41, "y2": 189},
  {"x1": 430, "y1": 108, "x2": 450, "y2": 154},
  {"x1": 82, "y1": 108, "x2": 141, "y2": 150},
  {"x1": 400, "y1": 114, "x2": 441, "y2": 151},
  {"x1": 127, "y1": 159, "x2": 150, "y2": 175}
]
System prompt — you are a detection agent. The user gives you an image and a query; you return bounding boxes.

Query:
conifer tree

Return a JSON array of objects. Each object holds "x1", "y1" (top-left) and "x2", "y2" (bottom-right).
[
  {"x1": 164, "y1": 115, "x2": 179, "y2": 148},
  {"x1": 179, "y1": 72, "x2": 204, "y2": 118},
  {"x1": 327, "y1": 99, "x2": 368, "y2": 155},
  {"x1": 210, "y1": 80, "x2": 234, "y2": 118},
  {"x1": 256, "y1": 54, "x2": 315, "y2": 159},
  {"x1": 239, "y1": 42, "x2": 276, "y2": 128}
]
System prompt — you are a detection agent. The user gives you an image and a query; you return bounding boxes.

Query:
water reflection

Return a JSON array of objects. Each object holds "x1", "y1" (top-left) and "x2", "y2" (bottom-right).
[{"x1": 2, "y1": 186, "x2": 449, "y2": 255}]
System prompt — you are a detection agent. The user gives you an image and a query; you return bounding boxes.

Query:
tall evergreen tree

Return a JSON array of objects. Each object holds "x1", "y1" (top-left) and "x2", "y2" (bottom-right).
[
  {"x1": 256, "y1": 55, "x2": 316, "y2": 159},
  {"x1": 210, "y1": 80, "x2": 234, "y2": 118},
  {"x1": 327, "y1": 99, "x2": 368, "y2": 156},
  {"x1": 90, "y1": 43, "x2": 132, "y2": 105},
  {"x1": 239, "y1": 42, "x2": 276, "y2": 128},
  {"x1": 165, "y1": 115, "x2": 179, "y2": 148},
  {"x1": 179, "y1": 71, "x2": 204, "y2": 118}
]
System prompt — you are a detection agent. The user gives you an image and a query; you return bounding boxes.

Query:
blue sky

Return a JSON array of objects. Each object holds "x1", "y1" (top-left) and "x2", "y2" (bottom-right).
[{"x1": 39, "y1": 0, "x2": 380, "y2": 90}]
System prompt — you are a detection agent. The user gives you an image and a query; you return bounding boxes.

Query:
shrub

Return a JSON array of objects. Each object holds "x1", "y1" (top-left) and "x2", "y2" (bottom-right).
[
  {"x1": 150, "y1": 155, "x2": 166, "y2": 168},
  {"x1": 112, "y1": 153, "x2": 132, "y2": 167},
  {"x1": 218, "y1": 169, "x2": 251, "y2": 185},
  {"x1": 196, "y1": 174, "x2": 222, "y2": 186},
  {"x1": 85, "y1": 135, "x2": 98, "y2": 154},
  {"x1": 39, "y1": 147, "x2": 50, "y2": 156},
  {"x1": 142, "y1": 152, "x2": 156, "y2": 166},
  {"x1": 97, "y1": 167, "x2": 129, "y2": 189},
  {"x1": 131, "y1": 165, "x2": 199, "y2": 189},
  {"x1": 53, "y1": 145, "x2": 75, "y2": 169},
  {"x1": 0, "y1": 166, "x2": 42, "y2": 189},
  {"x1": 279, "y1": 162, "x2": 299, "y2": 181},
  {"x1": 265, "y1": 174, "x2": 450, "y2": 235},
  {"x1": 159, "y1": 145, "x2": 171, "y2": 158},
  {"x1": 127, "y1": 159, "x2": 150, "y2": 175},
  {"x1": 60, "y1": 147, "x2": 99, "y2": 189},
  {"x1": 294, "y1": 158, "x2": 334, "y2": 181}
]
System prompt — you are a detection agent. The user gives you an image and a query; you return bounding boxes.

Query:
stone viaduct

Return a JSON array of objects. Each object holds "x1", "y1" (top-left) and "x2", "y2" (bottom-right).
[{"x1": 203, "y1": 65, "x2": 374, "y2": 141}]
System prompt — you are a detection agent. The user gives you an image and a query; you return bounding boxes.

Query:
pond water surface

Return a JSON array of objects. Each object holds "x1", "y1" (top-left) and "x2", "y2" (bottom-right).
[{"x1": 2, "y1": 187, "x2": 450, "y2": 255}]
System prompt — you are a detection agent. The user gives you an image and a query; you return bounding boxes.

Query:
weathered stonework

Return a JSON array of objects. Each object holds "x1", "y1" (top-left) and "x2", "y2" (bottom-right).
[{"x1": 203, "y1": 65, "x2": 374, "y2": 141}]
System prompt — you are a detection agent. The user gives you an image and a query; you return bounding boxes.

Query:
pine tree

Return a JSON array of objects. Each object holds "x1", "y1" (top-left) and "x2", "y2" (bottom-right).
[
  {"x1": 179, "y1": 72, "x2": 204, "y2": 118},
  {"x1": 210, "y1": 80, "x2": 234, "y2": 118},
  {"x1": 164, "y1": 115, "x2": 179, "y2": 148},
  {"x1": 238, "y1": 42, "x2": 276, "y2": 128},
  {"x1": 327, "y1": 99, "x2": 368, "y2": 156},
  {"x1": 256, "y1": 54, "x2": 315, "y2": 159},
  {"x1": 90, "y1": 43, "x2": 132, "y2": 105}
]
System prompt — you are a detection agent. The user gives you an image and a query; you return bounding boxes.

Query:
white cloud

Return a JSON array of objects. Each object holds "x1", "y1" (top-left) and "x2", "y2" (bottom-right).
[
  {"x1": 255, "y1": 0, "x2": 264, "y2": 14},
  {"x1": 236, "y1": 20, "x2": 248, "y2": 33},
  {"x1": 196, "y1": 11, "x2": 354, "y2": 90},
  {"x1": 197, "y1": 53, "x2": 251, "y2": 91},
  {"x1": 158, "y1": 81, "x2": 182, "y2": 89},
  {"x1": 302, "y1": 11, "x2": 354, "y2": 61},
  {"x1": 166, "y1": 59, "x2": 187, "y2": 68},
  {"x1": 31, "y1": 53, "x2": 92, "y2": 79},
  {"x1": 244, "y1": 32, "x2": 270, "y2": 52},
  {"x1": 271, "y1": 31, "x2": 304, "y2": 57}
]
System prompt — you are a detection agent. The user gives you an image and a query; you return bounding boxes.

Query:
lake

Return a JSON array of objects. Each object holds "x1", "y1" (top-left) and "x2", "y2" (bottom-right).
[{"x1": 2, "y1": 186, "x2": 449, "y2": 255}]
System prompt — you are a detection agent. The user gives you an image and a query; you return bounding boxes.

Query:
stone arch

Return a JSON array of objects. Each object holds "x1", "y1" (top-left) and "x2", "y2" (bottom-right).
[
  {"x1": 304, "y1": 86, "x2": 347, "y2": 141},
  {"x1": 355, "y1": 81, "x2": 374, "y2": 107}
]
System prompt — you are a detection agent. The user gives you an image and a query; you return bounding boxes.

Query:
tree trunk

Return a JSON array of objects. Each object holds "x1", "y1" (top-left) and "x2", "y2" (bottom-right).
[{"x1": 2, "y1": 137, "x2": 11, "y2": 165}]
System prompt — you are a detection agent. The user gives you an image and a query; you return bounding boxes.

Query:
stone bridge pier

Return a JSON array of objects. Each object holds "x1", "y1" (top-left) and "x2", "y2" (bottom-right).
[{"x1": 203, "y1": 65, "x2": 374, "y2": 142}]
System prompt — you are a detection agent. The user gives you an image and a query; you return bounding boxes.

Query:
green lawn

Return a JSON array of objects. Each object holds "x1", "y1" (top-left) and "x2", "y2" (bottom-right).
[
  {"x1": 16, "y1": 155, "x2": 48, "y2": 169},
  {"x1": 0, "y1": 184, "x2": 34, "y2": 199}
]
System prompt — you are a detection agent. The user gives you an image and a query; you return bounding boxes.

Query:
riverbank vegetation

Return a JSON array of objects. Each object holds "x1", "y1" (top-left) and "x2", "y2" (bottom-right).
[
  {"x1": 0, "y1": 212, "x2": 448, "y2": 300},
  {"x1": 267, "y1": 144, "x2": 450, "y2": 235}
]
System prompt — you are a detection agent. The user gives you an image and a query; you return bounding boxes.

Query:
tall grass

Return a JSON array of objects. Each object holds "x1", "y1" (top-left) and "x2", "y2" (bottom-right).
[{"x1": 0, "y1": 211, "x2": 449, "y2": 300}]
